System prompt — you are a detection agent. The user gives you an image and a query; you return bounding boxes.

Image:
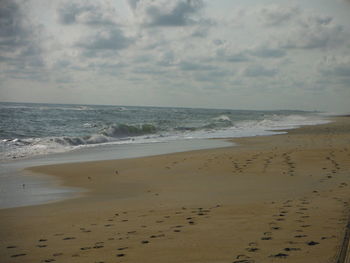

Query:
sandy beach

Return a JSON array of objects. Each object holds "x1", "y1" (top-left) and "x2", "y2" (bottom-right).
[{"x1": 1, "y1": 117, "x2": 350, "y2": 263}]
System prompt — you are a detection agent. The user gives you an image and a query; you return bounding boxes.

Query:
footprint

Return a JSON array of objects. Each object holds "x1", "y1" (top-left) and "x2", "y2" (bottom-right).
[
  {"x1": 93, "y1": 245, "x2": 104, "y2": 249},
  {"x1": 42, "y1": 259, "x2": 55, "y2": 262},
  {"x1": 37, "y1": 244, "x2": 47, "y2": 248},
  {"x1": 284, "y1": 247, "x2": 301, "y2": 251},
  {"x1": 246, "y1": 247, "x2": 259, "y2": 252},
  {"x1": 11, "y1": 253, "x2": 26, "y2": 258},
  {"x1": 294, "y1": 235, "x2": 307, "y2": 238},
  {"x1": 271, "y1": 253, "x2": 288, "y2": 258},
  {"x1": 150, "y1": 234, "x2": 165, "y2": 238},
  {"x1": 63, "y1": 237, "x2": 76, "y2": 240}
]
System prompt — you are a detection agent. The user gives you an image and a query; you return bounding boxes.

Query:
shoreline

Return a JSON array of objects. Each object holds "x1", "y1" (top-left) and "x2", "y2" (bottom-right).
[
  {"x1": 0, "y1": 138, "x2": 233, "y2": 209},
  {"x1": 1, "y1": 117, "x2": 349, "y2": 262}
]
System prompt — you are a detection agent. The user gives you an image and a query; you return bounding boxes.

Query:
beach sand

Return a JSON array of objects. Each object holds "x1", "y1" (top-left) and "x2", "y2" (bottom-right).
[{"x1": 1, "y1": 117, "x2": 350, "y2": 263}]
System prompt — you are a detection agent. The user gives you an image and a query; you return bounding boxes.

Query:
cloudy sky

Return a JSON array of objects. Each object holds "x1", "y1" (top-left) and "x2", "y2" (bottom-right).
[{"x1": 1, "y1": 0, "x2": 350, "y2": 113}]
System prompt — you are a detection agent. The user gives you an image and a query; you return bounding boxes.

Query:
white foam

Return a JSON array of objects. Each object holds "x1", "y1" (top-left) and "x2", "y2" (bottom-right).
[{"x1": 213, "y1": 115, "x2": 231, "y2": 122}]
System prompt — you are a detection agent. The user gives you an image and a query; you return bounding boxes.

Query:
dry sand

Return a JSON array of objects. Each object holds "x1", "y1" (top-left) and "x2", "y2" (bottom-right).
[{"x1": 1, "y1": 117, "x2": 350, "y2": 263}]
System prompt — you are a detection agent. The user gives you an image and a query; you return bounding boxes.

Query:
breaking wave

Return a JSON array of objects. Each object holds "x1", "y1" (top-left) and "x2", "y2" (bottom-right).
[
  {"x1": 40, "y1": 123, "x2": 158, "y2": 147},
  {"x1": 0, "y1": 102, "x2": 330, "y2": 161}
]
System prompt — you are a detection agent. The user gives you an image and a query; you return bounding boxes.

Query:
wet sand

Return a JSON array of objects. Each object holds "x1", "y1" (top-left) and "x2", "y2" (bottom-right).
[{"x1": 1, "y1": 117, "x2": 350, "y2": 263}]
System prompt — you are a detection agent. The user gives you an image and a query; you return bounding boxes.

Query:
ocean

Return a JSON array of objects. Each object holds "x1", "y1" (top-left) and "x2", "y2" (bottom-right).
[
  {"x1": 0, "y1": 102, "x2": 329, "y2": 161},
  {"x1": 0, "y1": 102, "x2": 331, "y2": 208}
]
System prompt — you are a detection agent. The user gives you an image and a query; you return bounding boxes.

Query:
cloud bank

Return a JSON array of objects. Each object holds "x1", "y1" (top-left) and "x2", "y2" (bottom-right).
[{"x1": 0, "y1": 0, "x2": 349, "y2": 112}]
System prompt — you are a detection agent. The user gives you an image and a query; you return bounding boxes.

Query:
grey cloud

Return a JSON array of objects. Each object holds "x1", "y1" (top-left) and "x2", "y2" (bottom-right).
[
  {"x1": 133, "y1": 66, "x2": 166, "y2": 75},
  {"x1": 312, "y1": 16, "x2": 332, "y2": 26},
  {"x1": 157, "y1": 50, "x2": 175, "y2": 66},
  {"x1": 76, "y1": 28, "x2": 133, "y2": 54},
  {"x1": 318, "y1": 60, "x2": 350, "y2": 88},
  {"x1": 129, "y1": 0, "x2": 205, "y2": 27},
  {"x1": 259, "y1": 5, "x2": 300, "y2": 26},
  {"x1": 330, "y1": 65, "x2": 350, "y2": 77},
  {"x1": 320, "y1": 62, "x2": 350, "y2": 77},
  {"x1": 0, "y1": 0, "x2": 46, "y2": 81},
  {"x1": 53, "y1": 59, "x2": 72, "y2": 69},
  {"x1": 190, "y1": 26, "x2": 209, "y2": 38},
  {"x1": 54, "y1": 74, "x2": 73, "y2": 84},
  {"x1": 145, "y1": 0, "x2": 203, "y2": 26},
  {"x1": 249, "y1": 46, "x2": 286, "y2": 58},
  {"x1": 243, "y1": 64, "x2": 277, "y2": 77},
  {"x1": 216, "y1": 48, "x2": 249, "y2": 63},
  {"x1": 88, "y1": 61, "x2": 126, "y2": 70},
  {"x1": 213, "y1": 39, "x2": 224, "y2": 46},
  {"x1": 281, "y1": 15, "x2": 344, "y2": 49},
  {"x1": 0, "y1": 0, "x2": 29, "y2": 51},
  {"x1": 86, "y1": 61, "x2": 126, "y2": 76},
  {"x1": 142, "y1": 35, "x2": 170, "y2": 50},
  {"x1": 259, "y1": 6, "x2": 343, "y2": 50},
  {"x1": 195, "y1": 70, "x2": 231, "y2": 83},
  {"x1": 57, "y1": 2, "x2": 79, "y2": 24},
  {"x1": 126, "y1": 0, "x2": 141, "y2": 10},
  {"x1": 133, "y1": 54, "x2": 154, "y2": 63},
  {"x1": 178, "y1": 61, "x2": 216, "y2": 71},
  {"x1": 226, "y1": 53, "x2": 249, "y2": 63},
  {"x1": 57, "y1": 1, "x2": 116, "y2": 26}
]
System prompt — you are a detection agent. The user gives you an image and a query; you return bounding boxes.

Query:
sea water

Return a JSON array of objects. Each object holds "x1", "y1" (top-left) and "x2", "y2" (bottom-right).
[
  {"x1": 0, "y1": 102, "x2": 329, "y2": 161},
  {"x1": 0, "y1": 102, "x2": 330, "y2": 208}
]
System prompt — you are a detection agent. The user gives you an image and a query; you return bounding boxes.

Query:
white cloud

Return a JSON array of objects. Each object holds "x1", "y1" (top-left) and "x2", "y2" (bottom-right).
[
  {"x1": 282, "y1": 18, "x2": 344, "y2": 49},
  {"x1": 76, "y1": 28, "x2": 134, "y2": 53},
  {"x1": 57, "y1": 1, "x2": 118, "y2": 26},
  {"x1": 259, "y1": 5, "x2": 300, "y2": 26}
]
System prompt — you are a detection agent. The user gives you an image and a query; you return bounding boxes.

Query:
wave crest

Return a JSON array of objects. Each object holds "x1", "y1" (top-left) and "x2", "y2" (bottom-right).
[{"x1": 101, "y1": 124, "x2": 157, "y2": 137}]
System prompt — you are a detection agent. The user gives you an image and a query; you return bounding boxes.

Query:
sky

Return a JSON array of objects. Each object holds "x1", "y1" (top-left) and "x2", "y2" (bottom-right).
[{"x1": 0, "y1": 0, "x2": 350, "y2": 113}]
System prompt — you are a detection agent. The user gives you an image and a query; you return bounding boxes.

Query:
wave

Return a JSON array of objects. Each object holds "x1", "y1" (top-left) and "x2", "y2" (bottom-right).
[
  {"x1": 37, "y1": 123, "x2": 157, "y2": 148},
  {"x1": 0, "y1": 113, "x2": 330, "y2": 161},
  {"x1": 212, "y1": 115, "x2": 231, "y2": 122},
  {"x1": 101, "y1": 124, "x2": 157, "y2": 137}
]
